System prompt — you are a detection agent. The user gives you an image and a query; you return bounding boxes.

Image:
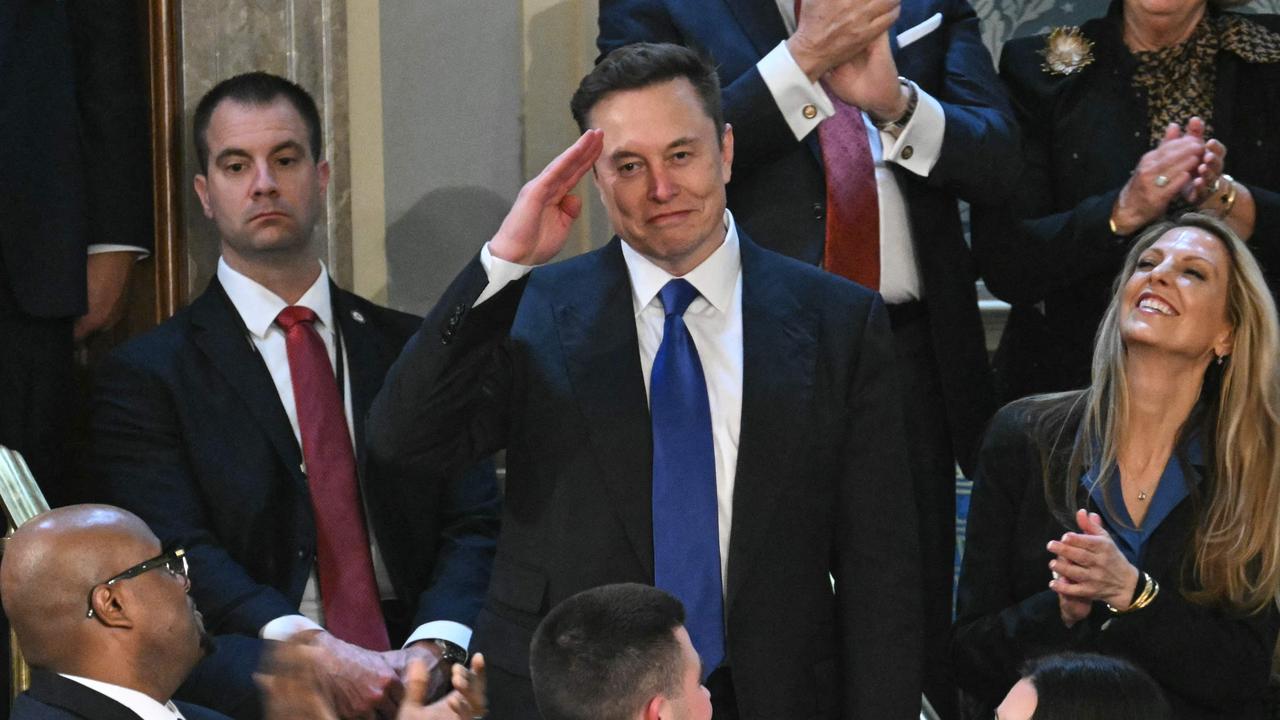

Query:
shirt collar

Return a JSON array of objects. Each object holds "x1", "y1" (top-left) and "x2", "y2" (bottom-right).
[
  {"x1": 619, "y1": 209, "x2": 741, "y2": 317},
  {"x1": 216, "y1": 257, "x2": 333, "y2": 339},
  {"x1": 60, "y1": 674, "x2": 185, "y2": 720}
]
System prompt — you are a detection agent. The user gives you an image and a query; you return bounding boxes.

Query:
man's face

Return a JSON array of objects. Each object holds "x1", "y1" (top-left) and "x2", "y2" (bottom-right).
[
  {"x1": 193, "y1": 97, "x2": 329, "y2": 267},
  {"x1": 664, "y1": 626, "x2": 713, "y2": 720},
  {"x1": 588, "y1": 78, "x2": 733, "y2": 277},
  {"x1": 123, "y1": 540, "x2": 208, "y2": 674}
]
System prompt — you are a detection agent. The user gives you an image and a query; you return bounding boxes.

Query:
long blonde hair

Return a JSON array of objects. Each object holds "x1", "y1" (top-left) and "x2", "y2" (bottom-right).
[{"x1": 1028, "y1": 212, "x2": 1280, "y2": 613}]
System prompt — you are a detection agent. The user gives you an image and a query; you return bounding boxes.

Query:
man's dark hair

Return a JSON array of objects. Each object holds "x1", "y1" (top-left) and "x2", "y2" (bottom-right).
[
  {"x1": 192, "y1": 71, "x2": 322, "y2": 172},
  {"x1": 530, "y1": 584, "x2": 688, "y2": 720},
  {"x1": 1021, "y1": 652, "x2": 1170, "y2": 720},
  {"x1": 570, "y1": 43, "x2": 723, "y2": 139}
]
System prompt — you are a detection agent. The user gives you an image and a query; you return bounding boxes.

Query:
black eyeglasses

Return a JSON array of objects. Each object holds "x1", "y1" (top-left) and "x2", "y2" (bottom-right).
[{"x1": 85, "y1": 548, "x2": 189, "y2": 618}]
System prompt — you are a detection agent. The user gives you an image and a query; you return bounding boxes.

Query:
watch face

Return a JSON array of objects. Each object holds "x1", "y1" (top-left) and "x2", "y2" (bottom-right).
[{"x1": 436, "y1": 640, "x2": 467, "y2": 663}]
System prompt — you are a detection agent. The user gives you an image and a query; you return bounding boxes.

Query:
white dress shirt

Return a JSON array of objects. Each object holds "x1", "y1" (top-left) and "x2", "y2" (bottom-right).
[
  {"x1": 216, "y1": 258, "x2": 471, "y2": 650},
  {"x1": 760, "y1": 0, "x2": 945, "y2": 303},
  {"x1": 60, "y1": 674, "x2": 186, "y2": 720},
  {"x1": 477, "y1": 211, "x2": 745, "y2": 588}
]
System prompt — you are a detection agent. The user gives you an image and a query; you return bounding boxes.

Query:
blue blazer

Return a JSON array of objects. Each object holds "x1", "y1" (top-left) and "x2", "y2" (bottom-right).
[
  {"x1": 596, "y1": 0, "x2": 1018, "y2": 474},
  {"x1": 368, "y1": 234, "x2": 923, "y2": 718}
]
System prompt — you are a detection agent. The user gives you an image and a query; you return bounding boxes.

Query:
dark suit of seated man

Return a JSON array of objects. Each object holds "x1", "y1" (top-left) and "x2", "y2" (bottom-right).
[
  {"x1": 89, "y1": 72, "x2": 500, "y2": 719},
  {"x1": 1, "y1": 505, "x2": 227, "y2": 720},
  {"x1": 368, "y1": 43, "x2": 922, "y2": 719},
  {"x1": 530, "y1": 584, "x2": 711, "y2": 720}
]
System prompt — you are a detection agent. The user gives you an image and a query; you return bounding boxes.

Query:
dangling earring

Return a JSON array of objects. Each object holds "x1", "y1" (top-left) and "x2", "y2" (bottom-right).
[{"x1": 1216, "y1": 354, "x2": 1226, "y2": 366}]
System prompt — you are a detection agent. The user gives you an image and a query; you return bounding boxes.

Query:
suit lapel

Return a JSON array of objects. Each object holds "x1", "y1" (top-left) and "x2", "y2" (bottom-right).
[
  {"x1": 555, "y1": 240, "x2": 656, "y2": 578},
  {"x1": 331, "y1": 286, "x2": 392, "y2": 471},
  {"x1": 721, "y1": 0, "x2": 789, "y2": 59},
  {"x1": 25, "y1": 669, "x2": 146, "y2": 720},
  {"x1": 725, "y1": 237, "x2": 817, "y2": 611},
  {"x1": 190, "y1": 279, "x2": 306, "y2": 490}
]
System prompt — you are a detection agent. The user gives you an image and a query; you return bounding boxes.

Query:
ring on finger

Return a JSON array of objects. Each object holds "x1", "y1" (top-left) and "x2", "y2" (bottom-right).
[
  {"x1": 1208, "y1": 175, "x2": 1224, "y2": 194},
  {"x1": 1154, "y1": 174, "x2": 1170, "y2": 187}
]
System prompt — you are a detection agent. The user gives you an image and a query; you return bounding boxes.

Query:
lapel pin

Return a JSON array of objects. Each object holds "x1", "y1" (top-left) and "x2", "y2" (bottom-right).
[{"x1": 350, "y1": 310, "x2": 366, "y2": 324}]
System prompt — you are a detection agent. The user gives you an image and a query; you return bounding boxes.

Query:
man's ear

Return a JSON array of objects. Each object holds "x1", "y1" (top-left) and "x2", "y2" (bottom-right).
[
  {"x1": 88, "y1": 585, "x2": 135, "y2": 630},
  {"x1": 720, "y1": 123, "x2": 734, "y2": 184},
  {"x1": 641, "y1": 695, "x2": 665, "y2": 720},
  {"x1": 193, "y1": 174, "x2": 214, "y2": 219},
  {"x1": 317, "y1": 159, "x2": 331, "y2": 192}
]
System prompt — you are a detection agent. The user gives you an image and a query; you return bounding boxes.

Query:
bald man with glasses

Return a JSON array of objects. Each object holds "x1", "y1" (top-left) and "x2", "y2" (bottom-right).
[{"x1": 1, "y1": 504, "x2": 227, "y2": 720}]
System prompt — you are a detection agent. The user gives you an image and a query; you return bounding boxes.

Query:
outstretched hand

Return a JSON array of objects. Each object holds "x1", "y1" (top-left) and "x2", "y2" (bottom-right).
[{"x1": 489, "y1": 129, "x2": 604, "y2": 266}]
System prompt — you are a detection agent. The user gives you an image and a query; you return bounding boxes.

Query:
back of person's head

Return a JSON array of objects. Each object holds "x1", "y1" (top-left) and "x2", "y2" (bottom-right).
[
  {"x1": 192, "y1": 70, "x2": 323, "y2": 171},
  {"x1": 530, "y1": 583, "x2": 691, "y2": 720},
  {"x1": 0, "y1": 504, "x2": 206, "y2": 695},
  {"x1": 1018, "y1": 653, "x2": 1170, "y2": 720},
  {"x1": 570, "y1": 42, "x2": 723, "y2": 139}
]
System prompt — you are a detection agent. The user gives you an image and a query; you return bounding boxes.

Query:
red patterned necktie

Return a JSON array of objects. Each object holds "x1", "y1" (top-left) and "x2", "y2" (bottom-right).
[
  {"x1": 795, "y1": 0, "x2": 882, "y2": 290},
  {"x1": 276, "y1": 306, "x2": 389, "y2": 651}
]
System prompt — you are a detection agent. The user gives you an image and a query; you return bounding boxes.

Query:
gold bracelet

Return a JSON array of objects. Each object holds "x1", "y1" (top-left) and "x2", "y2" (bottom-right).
[
  {"x1": 1107, "y1": 572, "x2": 1159, "y2": 614},
  {"x1": 1220, "y1": 174, "x2": 1238, "y2": 217}
]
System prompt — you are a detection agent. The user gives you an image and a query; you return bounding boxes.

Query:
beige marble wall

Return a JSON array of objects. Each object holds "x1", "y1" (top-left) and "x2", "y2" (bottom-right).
[{"x1": 178, "y1": 0, "x2": 352, "y2": 299}]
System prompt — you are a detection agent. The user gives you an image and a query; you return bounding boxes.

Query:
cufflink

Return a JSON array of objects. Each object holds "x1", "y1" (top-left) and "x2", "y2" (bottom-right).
[
  {"x1": 901, "y1": 145, "x2": 914, "y2": 160},
  {"x1": 802, "y1": 104, "x2": 817, "y2": 120},
  {"x1": 350, "y1": 310, "x2": 366, "y2": 324}
]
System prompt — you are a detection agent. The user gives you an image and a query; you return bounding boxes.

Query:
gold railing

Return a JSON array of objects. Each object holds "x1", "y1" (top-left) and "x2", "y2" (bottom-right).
[{"x1": 0, "y1": 447, "x2": 50, "y2": 701}]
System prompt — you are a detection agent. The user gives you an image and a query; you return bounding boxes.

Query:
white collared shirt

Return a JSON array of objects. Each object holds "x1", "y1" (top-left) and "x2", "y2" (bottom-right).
[
  {"x1": 759, "y1": 0, "x2": 943, "y2": 303},
  {"x1": 216, "y1": 258, "x2": 471, "y2": 650},
  {"x1": 478, "y1": 211, "x2": 746, "y2": 588},
  {"x1": 60, "y1": 674, "x2": 186, "y2": 720}
]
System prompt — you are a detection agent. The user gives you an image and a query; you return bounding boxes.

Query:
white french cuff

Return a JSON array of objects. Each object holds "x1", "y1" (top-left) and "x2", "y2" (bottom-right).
[
  {"x1": 880, "y1": 82, "x2": 944, "y2": 176},
  {"x1": 404, "y1": 619, "x2": 473, "y2": 651},
  {"x1": 475, "y1": 241, "x2": 537, "y2": 306},
  {"x1": 758, "y1": 41, "x2": 835, "y2": 141},
  {"x1": 260, "y1": 613, "x2": 324, "y2": 641}
]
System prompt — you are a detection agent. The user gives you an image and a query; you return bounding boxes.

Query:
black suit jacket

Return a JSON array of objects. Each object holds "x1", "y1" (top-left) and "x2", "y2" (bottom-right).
[
  {"x1": 953, "y1": 402, "x2": 1280, "y2": 719},
  {"x1": 368, "y1": 235, "x2": 923, "y2": 718},
  {"x1": 0, "y1": 0, "x2": 152, "y2": 318},
  {"x1": 971, "y1": 5, "x2": 1280, "y2": 400},
  {"x1": 90, "y1": 278, "x2": 499, "y2": 640},
  {"x1": 12, "y1": 670, "x2": 228, "y2": 720},
  {"x1": 596, "y1": 0, "x2": 1017, "y2": 474}
]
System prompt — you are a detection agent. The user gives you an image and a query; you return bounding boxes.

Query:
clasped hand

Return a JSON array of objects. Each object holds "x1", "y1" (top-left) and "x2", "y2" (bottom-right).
[
  {"x1": 1113, "y1": 117, "x2": 1228, "y2": 234},
  {"x1": 1046, "y1": 509, "x2": 1140, "y2": 627}
]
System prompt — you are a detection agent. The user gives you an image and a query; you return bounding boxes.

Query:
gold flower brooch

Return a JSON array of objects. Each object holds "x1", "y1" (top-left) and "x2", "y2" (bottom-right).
[{"x1": 1040, "y1": 26, "x2": 1095, "y2": 76}]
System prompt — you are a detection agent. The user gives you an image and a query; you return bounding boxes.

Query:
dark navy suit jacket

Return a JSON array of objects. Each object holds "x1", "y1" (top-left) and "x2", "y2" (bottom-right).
[
  {"x1": 12, "y1": 670, "x2": 229, "y2": 720},
  {"x1": 368, "y1": 235, "x2": 922, "y2": 719},
  {"x1": 596, "y1": 0, "x2": 1017, "y2": 474},
  {"x1": 88, "y1": 279, "x2": 500, "y2": 712}
]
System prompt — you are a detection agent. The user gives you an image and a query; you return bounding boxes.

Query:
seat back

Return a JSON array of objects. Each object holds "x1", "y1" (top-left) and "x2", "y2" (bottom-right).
[{"x1": 0, "y1": 446, "x2": 50, "y2": 701}]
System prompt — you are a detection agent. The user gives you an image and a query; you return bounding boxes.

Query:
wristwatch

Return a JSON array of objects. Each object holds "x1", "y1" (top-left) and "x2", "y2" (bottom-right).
[
  {"x1": 432, "y1": 638, "x2": 468, "y2": 664},
  {"x1": 873, "y1": 76, "x2": 919, "y2": 141}
]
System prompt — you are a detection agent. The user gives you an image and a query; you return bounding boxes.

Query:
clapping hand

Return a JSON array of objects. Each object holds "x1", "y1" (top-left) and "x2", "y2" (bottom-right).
[
  {"x1": 1047, "y1": 509, "x2": 1141, "y2": 614},
  {"x1": 396, "y1": 654, "x2": 488, "y2": 720},
  {"x1": 1112, "y1": 121, "x2": 1206, "y2": 234}
]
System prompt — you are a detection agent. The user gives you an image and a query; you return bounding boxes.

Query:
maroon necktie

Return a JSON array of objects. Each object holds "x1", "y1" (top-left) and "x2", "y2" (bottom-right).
[
  {"x1": 795, "y1": 0, "x2": 882, "y2": 290},
  {"x1": 276, "y1": 306, "x2": 390, "y2": 651}
]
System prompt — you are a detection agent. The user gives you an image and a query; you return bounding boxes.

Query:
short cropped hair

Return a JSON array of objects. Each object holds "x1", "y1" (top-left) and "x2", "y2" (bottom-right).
[
  {"x1": 1022, "y1": 653, "x2": 1170, "y2": 720},
  {"x1": 530, "y1": 584, "x2": 687, "y2": 720},
  {"x1": 192, "y1": 71, "x2": 322, "y2": 172},
  {"x1": 570, "y1": 43, "x2": 723, "y2": 140}
]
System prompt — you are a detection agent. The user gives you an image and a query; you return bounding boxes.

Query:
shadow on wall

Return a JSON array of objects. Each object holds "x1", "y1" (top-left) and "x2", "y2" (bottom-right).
[{"x1": 385, "y1": 186, "x2": 511, "y2": 316}]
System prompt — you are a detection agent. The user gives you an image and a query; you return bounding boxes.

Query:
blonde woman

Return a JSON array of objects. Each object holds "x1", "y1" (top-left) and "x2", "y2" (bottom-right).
[{"x1": 954, "y1": 213, "x2": 1280, "y2": 719}]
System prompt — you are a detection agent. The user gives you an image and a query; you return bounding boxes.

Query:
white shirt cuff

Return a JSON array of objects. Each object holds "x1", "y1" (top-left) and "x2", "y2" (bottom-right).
[
  {"x1": 475, "y1": 242, "x2": 536, "y2": 306},
  {"x1": 88, "y1": 243, "x2": 150, "y2": 260},
  {"x1": 880, "y1": 82, "x2": 945, "y2": 176},
  {"x1": 260, "y1": 614, "x2": 324, "y2": 641},
  {"x1": 757, "y1": 41, "x2": 834, "y2": 141},
  {"x1": 403, "y1": 620, "x2": 473, "y2": 651}
]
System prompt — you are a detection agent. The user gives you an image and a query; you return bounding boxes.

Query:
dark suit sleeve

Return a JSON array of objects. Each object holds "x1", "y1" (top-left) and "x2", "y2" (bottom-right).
[
  {"x1": 914, "y1": 0, "x2": 1021, "y2": 202},
  {"x1": 951, "y1": 405, "x2": 1078, "y2": 706},
  {"x1": 1091, "y1": 566, "x2": 1280, "y2": 708},
  {"x1": 91, "y1": 352, "x2": 298, "y2": 633},
  {"x1": 367, "y1": 257, "x2": 526, "y2": 508},
  {"x1": 65, "y1": 0, "x2": 153, "y2": 251},
  {"x1": 969, "y1": 40, "x2": 1132, "y2": 306},
  {"x1": 406, "y1": 457, "x2": 501, "y2": 631},
  {"x1": 835, "y1": 295, "x2": 923, "y2": 718}
]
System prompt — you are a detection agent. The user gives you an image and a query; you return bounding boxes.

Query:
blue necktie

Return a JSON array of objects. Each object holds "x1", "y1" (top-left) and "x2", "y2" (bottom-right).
[{"x1": 650, "y1": 278, "x2": 725, "y2": 676}]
